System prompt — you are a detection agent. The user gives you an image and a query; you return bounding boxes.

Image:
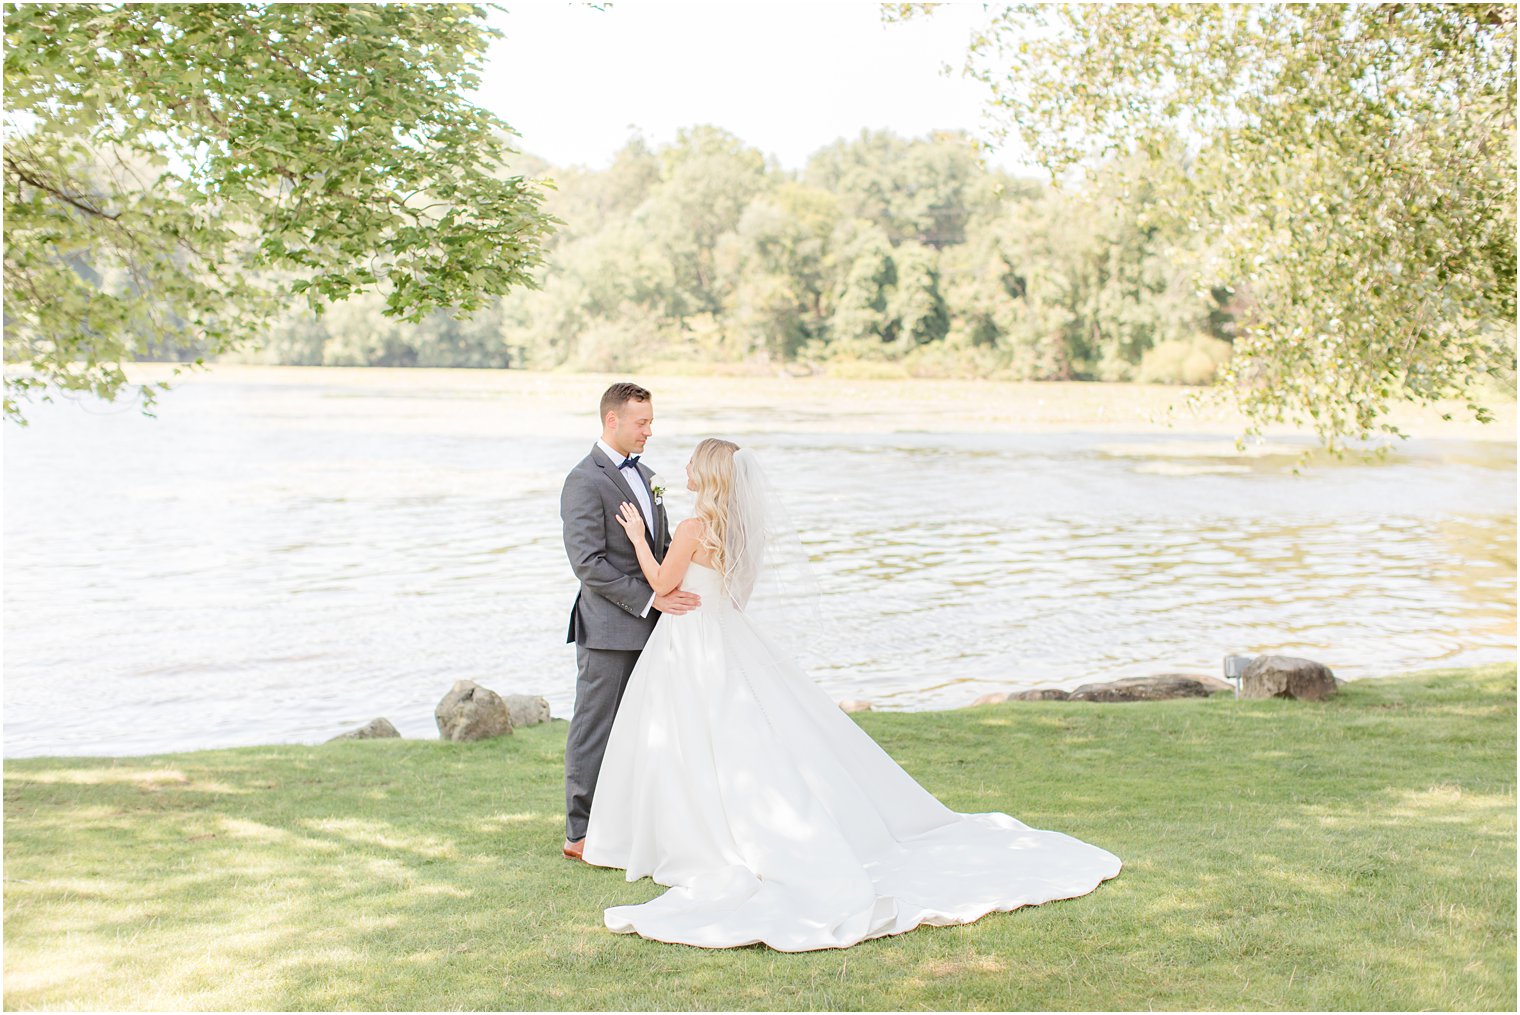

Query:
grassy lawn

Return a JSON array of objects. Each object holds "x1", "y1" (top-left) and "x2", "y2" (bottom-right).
[{"x1": 4, "y1": 663, "x2": 1514, "y2": 1011}]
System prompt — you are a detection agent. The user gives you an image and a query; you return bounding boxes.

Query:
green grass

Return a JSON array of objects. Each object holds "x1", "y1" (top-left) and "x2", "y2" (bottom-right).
[{"x1": 4, "y1": 664, "x2": 1515, "y2": 1011}]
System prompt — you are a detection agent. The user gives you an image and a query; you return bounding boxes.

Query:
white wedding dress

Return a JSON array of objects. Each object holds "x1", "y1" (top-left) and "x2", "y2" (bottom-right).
[{"x1": 582, "y1": 560, "x2": 1122, "y2": 952}]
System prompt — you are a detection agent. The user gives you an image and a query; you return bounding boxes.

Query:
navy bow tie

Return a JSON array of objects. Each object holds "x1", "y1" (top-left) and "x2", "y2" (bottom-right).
[{"x1": 617, "y1": 455, "x2": 640, "y2": 470}]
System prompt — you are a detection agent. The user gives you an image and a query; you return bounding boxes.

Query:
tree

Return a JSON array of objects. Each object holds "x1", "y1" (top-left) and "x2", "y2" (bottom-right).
[
  {"x1": 3, "y1": 3, "x2": 554, "y2": 421},
  {"x1": 805, "y1": 129, "x2": 988, "y2": 248},
  {"x1": 895, "y1": 3, "x2": 1517, "y2": 452},
  {"x1": 636, "y1": 126, "x2": 769, "y2": 319},
  {"x1": 888, "y1": 241, "x2": 949, "y2": 348},
  {"x1": 826, "y1": 223, "x2": 898, "y2": 351}
]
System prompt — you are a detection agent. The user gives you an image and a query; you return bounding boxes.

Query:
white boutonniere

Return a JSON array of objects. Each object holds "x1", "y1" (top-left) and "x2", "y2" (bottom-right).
[{"x1": 649, "y1": 475, "x2": 666, "y2": 503}]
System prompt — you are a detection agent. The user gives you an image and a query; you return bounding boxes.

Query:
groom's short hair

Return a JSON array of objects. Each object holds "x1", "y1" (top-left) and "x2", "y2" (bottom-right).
[{"x1": 601, "y1": 381, "x2": 651, "y2": 420}]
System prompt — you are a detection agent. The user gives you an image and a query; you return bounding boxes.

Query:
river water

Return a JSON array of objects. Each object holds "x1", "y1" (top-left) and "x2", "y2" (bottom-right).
[{"x1": 4, "y1": 368, "x2": 1514, "y2": 757}]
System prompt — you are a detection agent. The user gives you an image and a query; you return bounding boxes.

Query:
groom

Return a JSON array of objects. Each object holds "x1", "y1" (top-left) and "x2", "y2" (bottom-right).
[{"x1": 559, "y1": 382, "x2": 699, "y2": 861}]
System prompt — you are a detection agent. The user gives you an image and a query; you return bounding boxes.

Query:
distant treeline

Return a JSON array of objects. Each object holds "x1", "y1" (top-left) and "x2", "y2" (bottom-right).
[{"x1": 234, "y1": 127, "x2": 1244, "y2": 382}]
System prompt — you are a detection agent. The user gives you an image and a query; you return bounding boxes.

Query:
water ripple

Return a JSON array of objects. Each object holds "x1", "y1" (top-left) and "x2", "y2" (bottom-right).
[{"x1": 3, "y1": 377, "x2": 1514, "y2": 757}]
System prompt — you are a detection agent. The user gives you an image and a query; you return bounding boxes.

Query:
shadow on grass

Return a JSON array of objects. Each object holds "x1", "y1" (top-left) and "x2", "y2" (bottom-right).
[{"x1": 4, "y1": 663, "x2": 1515, "y2": 1010}]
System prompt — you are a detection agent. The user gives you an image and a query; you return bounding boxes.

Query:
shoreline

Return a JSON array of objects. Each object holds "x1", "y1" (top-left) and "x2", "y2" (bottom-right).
[
  {"x1": 88, "y1": 362, "x2": 1520, "y2": 444},
  {"x1": 5, "y1": 660, "x2": 1509, "y2": 764}
]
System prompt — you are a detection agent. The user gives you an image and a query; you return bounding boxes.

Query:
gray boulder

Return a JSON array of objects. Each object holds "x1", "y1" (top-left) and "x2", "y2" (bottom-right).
[
  {"x1": 435, "y1": 680, "x2": 513, "y2": 741},
  {"x1": 1069, "y1": 674, "x2": 1221, "y2": 702},
  {"x1": 1241, "y1": 655, "x2": 1338, "y2": 701},
  {"x1": 974, "y1": 688, "x2": 1072, "y2": 705},
  {"x1": 1012, "y1": 688, "x2": 1072, "y2": 701},
  {"x1": 327, "y1": 717, "x2": 401, "y2": 742},
  {"x1": 978, "y1": 686, "x2": 1076, "y2": 701},
  {"x1": 503, "y1": 694, "x2": 552, "y2": 729}
]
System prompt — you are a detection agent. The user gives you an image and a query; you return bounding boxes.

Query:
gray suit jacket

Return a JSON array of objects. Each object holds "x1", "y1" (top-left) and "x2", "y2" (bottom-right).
[{"x1": 561, "y1": 445, "x2": 672, "y2": 650}]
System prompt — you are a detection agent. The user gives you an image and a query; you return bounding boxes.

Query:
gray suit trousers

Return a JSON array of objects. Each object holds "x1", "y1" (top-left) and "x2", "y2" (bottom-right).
[
  {"x1": 559, "y1": 445, "x2": 669, "y2": 842},
  {"x1": 564, "y1": 645, "x2": 640, "y2": 841}
]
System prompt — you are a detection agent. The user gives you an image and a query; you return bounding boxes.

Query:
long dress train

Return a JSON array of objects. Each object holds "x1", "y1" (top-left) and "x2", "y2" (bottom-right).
[{"x1": 582, "y1": 563, "x2": 1121, "y2": 951}]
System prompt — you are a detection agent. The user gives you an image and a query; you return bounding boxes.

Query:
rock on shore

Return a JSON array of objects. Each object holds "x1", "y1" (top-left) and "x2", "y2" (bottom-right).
[
  {"x1": 1242, "y1": 655, "x2": 1339, "y2": 700},
  {"x1": 970, "y1": 660, "x2": 1348, "y2": 706},
  {"x1": 436, "y1": 680, "x2": 513, "y2": 741},
  {"x1": 327, "y1": 718, "x2": 401, "y2": 742},
  {"x1": 1070, "y1": 673, "x2": 1233, "y2": 702},
  {"x1": 503, "y1": 694, "x2": 552, "y2": 729},
  {"x1": 975, "y1": 689, "x2": 1072, "y2": 705},
  {"x1": 973, "y1": 672, "x2": 1235, "y2": 706}
]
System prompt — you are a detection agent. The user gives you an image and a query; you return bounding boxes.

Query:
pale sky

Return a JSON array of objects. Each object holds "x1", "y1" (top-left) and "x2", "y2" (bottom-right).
[{"x1": 472, "y1": 1, "x2": 1042, "y2": 174}]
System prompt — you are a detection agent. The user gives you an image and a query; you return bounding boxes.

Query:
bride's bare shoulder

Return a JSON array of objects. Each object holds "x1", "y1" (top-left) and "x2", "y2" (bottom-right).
[{"x1": 676, "y1": 517, "x2": 713, "y2": 565}]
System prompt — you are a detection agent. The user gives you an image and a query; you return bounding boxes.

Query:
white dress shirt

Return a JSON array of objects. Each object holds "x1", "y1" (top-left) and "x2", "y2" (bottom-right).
[{"x1": 596, "y1": 439, "x2": 657, "y2": 618}]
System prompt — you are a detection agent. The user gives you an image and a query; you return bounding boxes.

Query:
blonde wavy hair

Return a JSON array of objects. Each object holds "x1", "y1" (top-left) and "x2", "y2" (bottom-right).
[{"x1": 688, "y1": 438, "x2": 741, "y2": 588}]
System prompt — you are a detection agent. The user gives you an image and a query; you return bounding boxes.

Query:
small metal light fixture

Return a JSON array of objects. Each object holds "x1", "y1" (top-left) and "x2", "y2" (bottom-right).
[{"x1": 1223, "y1": 654, "x2": 1255, "y2": 699}]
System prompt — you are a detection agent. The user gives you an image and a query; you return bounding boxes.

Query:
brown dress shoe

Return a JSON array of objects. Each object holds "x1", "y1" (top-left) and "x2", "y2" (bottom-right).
[{"x1": 563, "y1": 837, "x2": 586, "y2": 861}]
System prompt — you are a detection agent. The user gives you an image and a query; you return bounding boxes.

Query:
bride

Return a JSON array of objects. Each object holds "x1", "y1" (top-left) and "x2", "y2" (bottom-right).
[{"x1": 582, "y1": 438, "x2": 1121, "y2": 951}]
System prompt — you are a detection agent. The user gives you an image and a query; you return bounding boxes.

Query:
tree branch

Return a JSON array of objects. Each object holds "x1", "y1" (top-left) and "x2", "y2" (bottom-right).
[{"x1": 3, "y1": 157, "x2": 120, "y2": 220}]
